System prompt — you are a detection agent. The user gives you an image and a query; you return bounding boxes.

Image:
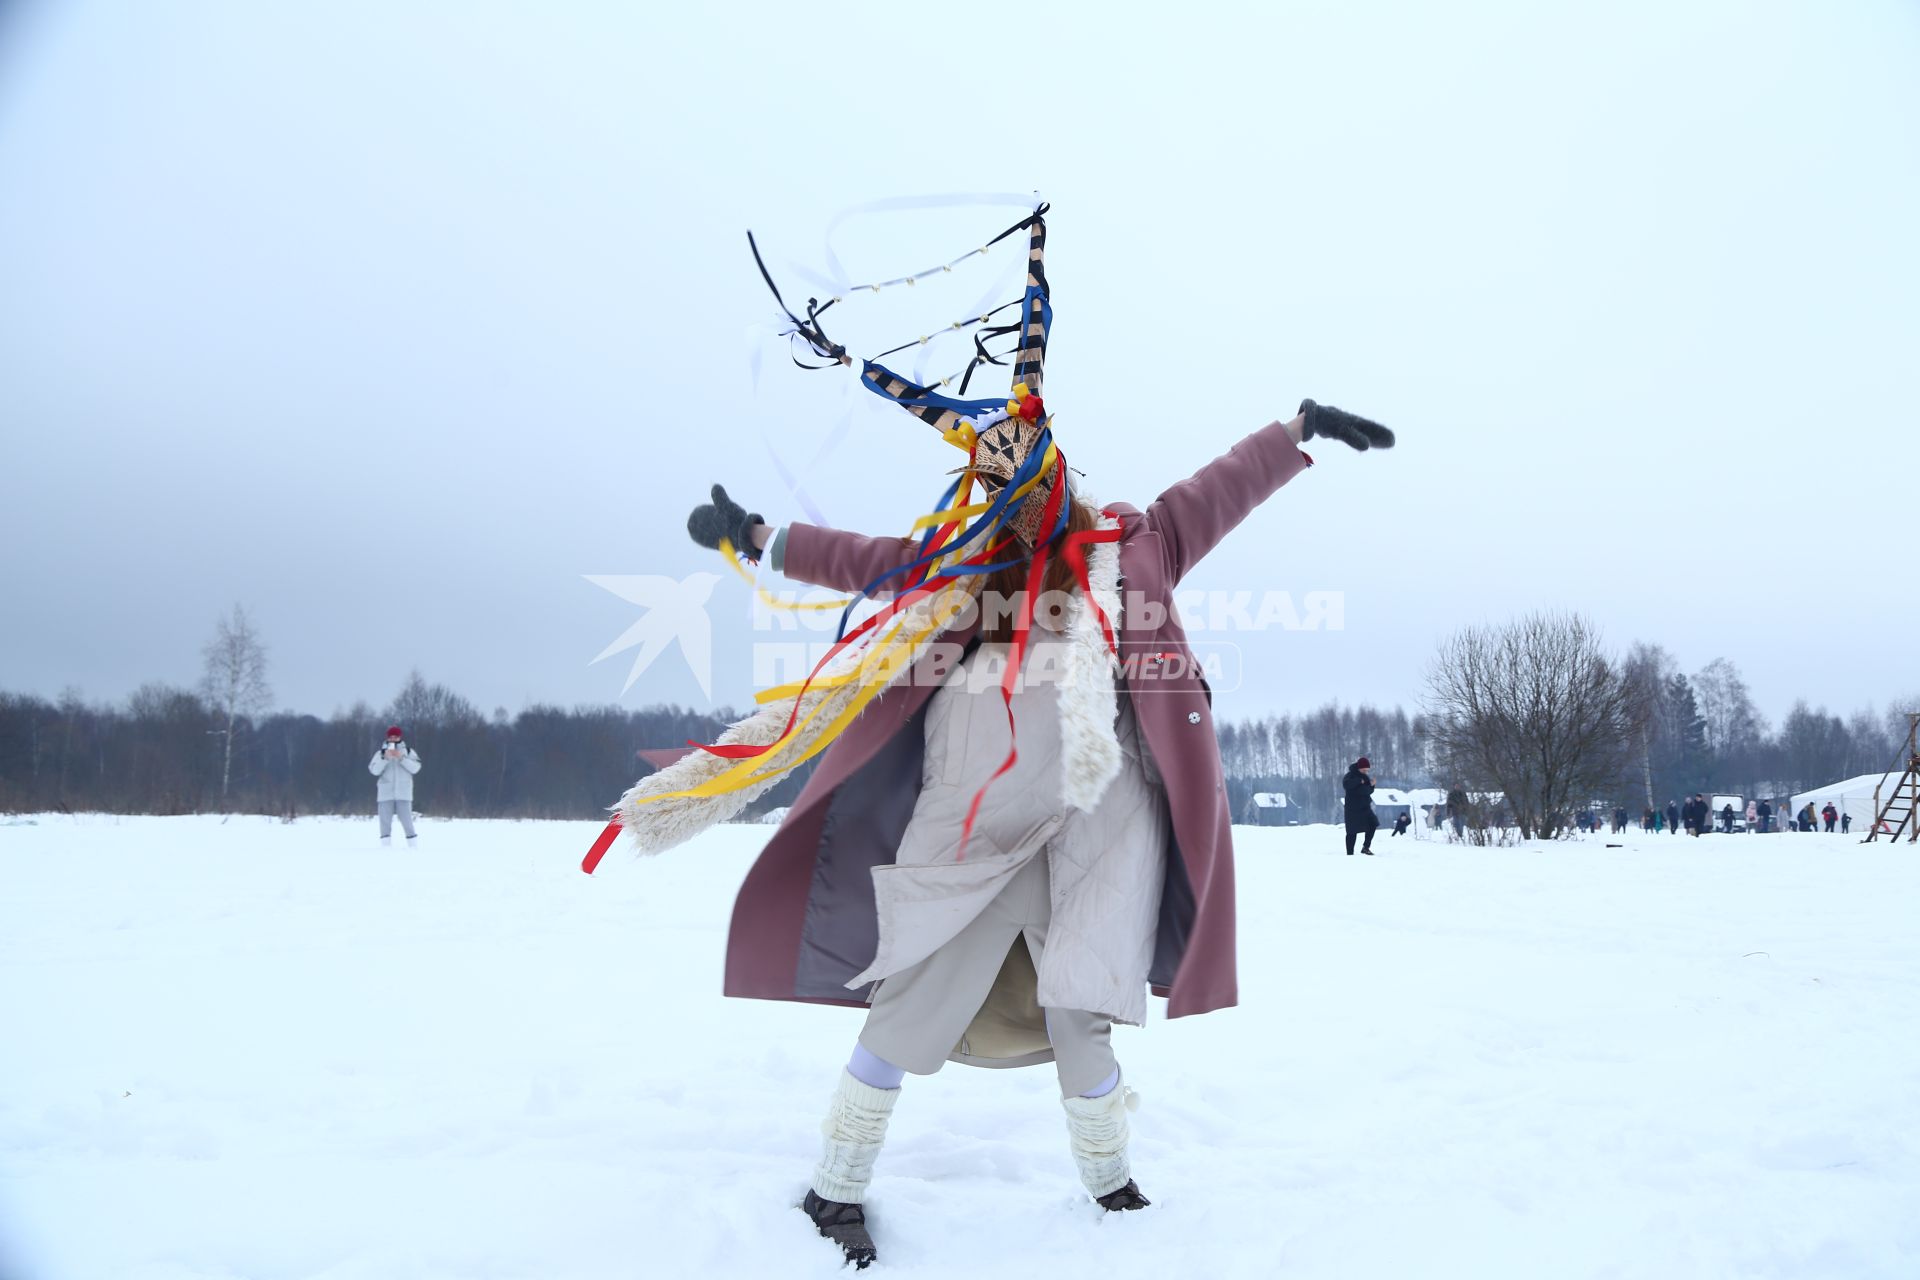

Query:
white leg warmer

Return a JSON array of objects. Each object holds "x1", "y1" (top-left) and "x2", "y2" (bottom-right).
[
  {"x1": 811, "y1": 1069, "x2": 900, "y2": 1205},
  {"x1": 1061, "y1": 1080, "x2": 1139, "y2": 1198}
]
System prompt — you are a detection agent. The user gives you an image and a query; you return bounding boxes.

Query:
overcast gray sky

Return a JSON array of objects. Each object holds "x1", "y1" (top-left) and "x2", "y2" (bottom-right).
[{"x1": 2, "y1": 0, "x2": 1915, "y2": 729}]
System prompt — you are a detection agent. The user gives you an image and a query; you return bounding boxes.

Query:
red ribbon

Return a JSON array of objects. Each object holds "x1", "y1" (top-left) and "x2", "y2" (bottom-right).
[
  {"x1": 956, "y1": 470, "x2": 1105, "y2": 859},
  {"x1": 585, "y1": 485, "x2": 1122, "y2": 876},
  {"x1": 1059, "y1": 519, "x2": 1123, "y2": 653},
  {"x1": 584, "y1": 531, "x2": 1016, "y2": 874},
  {"x1": 582, "y1": 817, "x2": 622, "y2": 875},
  {"x1": 684, "y1": 545, "x2": 993, "y2": 764}
]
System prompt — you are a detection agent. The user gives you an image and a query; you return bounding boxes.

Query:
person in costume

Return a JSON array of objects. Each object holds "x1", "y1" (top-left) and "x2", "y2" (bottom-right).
[{"x1": 592, "y1": 205, "x2": 1395, "y2": 1269}]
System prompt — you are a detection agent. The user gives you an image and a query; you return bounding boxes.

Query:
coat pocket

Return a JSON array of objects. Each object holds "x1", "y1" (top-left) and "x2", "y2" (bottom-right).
[{"x1": 936, "y1": 686, "x2": 977, "y2": 788}]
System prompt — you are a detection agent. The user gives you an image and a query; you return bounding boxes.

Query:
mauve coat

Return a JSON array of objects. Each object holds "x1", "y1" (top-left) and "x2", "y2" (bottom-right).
[{"x1": 724, "y1": 418, "x2": 1311, "y2": 1020}]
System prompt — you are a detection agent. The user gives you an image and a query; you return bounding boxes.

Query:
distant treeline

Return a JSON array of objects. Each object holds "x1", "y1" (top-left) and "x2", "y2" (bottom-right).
[
  {"x1": 0, "y1": 674, "x2": 812, "y2": 820},
  {"x1": 1, "y1": 652, "x2": 1911, "y2": 820},
  {"x1": 0, "y1": 671, "x2": 1424, "y2": 822},
  {"x1": 1218, "y1": 704, "x2": 1429, "y2": 822},
  {"x1": 1217, "y1": 646, "x2": 1917, "y2": 823}
]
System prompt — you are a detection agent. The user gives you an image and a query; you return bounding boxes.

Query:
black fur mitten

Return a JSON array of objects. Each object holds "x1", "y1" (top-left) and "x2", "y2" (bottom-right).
[
  {"x1": 687, "y1": 483, "x2": 764, "y2": 561},
  {"x1": 1299, "y1": 399, "x2": 1396, "y2": 451}
]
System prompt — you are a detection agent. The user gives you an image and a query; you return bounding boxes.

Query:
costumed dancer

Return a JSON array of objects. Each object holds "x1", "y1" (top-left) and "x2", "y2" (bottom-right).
[{"x1": 585, "y1": 203, "x2": 1396, "y2": 1269}]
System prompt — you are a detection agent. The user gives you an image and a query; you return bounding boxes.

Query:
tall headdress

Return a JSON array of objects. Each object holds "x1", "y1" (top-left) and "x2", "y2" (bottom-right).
[
  {"x1": 584, "y1": 201, "x2": 1118, "y2": 875},
  {"x1": 750, "y1": 202, "x2": 1068, "y2": 553}
]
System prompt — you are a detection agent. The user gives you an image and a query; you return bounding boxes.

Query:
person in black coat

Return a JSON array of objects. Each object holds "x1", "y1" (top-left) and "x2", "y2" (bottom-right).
[
  {"x1": 1666, "y1": 799, "x2": 1681, "y2": 835},
  {"x1": 1343, "y1": 757, "x2": 1379, "y2": 856}
]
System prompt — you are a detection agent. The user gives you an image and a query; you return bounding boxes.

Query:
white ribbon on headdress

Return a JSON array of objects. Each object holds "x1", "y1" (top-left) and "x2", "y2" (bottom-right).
[
  {"x1": 912, "y1": 258, "x2": 1024, "y2": 386},
  {"x1": 743, "y1": 321, "x2": 841, "y2": 529},
  {"x1": 819, "y1": 192, "x2": 1044, "y2": 294},
  {"x1": 737, "y1": 192, "x2": 1048, "y2": 584}
]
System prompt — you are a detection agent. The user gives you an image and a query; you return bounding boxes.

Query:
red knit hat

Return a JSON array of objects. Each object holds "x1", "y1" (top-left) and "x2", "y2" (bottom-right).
[
  {"x1": 1355, "y1": 756, "x2": 1371, "y2": 769},
  {"x1": 386, "y1": 725, "x2": 404, "y2": 739}
]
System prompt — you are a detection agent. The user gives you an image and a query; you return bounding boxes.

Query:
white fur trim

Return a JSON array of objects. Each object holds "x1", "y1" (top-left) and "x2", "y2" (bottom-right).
[
  {"x1": 613, "y1": 680, "x2": 849, "y2": 855},
  {"x1": 614, "y1": 580, "x2": 975, "y2": 857},
  {"x1": 1058, "y1": 515, "x2": 1123, "y2": 812},
  {"x1": 612, "y1": 516, "x2": 1124, "y2": 854}
]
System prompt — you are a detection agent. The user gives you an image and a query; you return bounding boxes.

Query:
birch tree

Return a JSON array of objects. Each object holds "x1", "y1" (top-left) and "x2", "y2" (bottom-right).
[{"x1": 200, "y1": 605, "x2": 271, "y2": 803}]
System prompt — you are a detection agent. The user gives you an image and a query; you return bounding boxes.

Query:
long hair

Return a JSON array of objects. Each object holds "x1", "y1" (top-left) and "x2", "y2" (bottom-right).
[{"x1": 975, "y1": 496, "x2": 1100, "y2": 641}]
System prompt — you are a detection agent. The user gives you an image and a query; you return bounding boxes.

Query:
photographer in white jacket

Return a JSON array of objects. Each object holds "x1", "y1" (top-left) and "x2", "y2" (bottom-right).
[{"x1": 367, "y1": 725, "x2": 423, "y2": 847}]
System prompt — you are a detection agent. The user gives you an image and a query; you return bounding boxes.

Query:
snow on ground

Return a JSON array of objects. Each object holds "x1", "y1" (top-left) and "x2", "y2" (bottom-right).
[{"x1": 2, "y1": 815, "x2": 1917, "y2": 1280}]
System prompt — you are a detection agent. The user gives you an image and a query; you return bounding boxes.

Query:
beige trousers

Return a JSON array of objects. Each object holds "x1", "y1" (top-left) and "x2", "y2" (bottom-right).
[
  {"x1": 854, "y1": 640, "x2": 1166, "y2": 1098},
  {"x1": 857, "y1": 853, "x2": 1118, "y2": 1097}
]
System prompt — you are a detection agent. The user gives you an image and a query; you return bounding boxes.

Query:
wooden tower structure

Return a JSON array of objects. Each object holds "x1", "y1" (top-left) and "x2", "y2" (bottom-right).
[{"x1": 1864, "y1": 712, "x2": 1920, "y2": 843}]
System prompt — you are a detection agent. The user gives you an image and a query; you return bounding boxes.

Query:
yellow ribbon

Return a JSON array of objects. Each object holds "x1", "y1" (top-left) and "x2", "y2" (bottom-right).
[
  {"x1": 626, "y1": 591, "x2": 963, "y2": 804},
  {"x1": 910, "y1": 500, "x2": 994, "y2": 531},
  {"x1": 716, "y1": 539, "x2": 850, "y2": 612},
  {"x1": 662, "y1": 442, "x2": 1055, "y2": 806}
]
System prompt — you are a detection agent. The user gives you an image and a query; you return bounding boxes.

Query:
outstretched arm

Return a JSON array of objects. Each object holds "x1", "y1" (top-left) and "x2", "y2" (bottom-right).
[
  {"x1": 1145, "y1": 400, "x2": 1395, "y2": 585},
  {"x1": 686, "y1": 482, "x2": 920, "y2": 597},
  {"x1": 1144, "y1": 416, "x2": 1311, "y2": 586},
  {"x1": 777, "y1": 523, "x2": 920, "y2": 597}
]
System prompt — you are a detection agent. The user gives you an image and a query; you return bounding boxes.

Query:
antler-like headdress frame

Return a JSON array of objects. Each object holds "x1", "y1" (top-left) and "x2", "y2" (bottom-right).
[{"x1": 748, "y1": 203, "x2": 1067, "y2": 549}]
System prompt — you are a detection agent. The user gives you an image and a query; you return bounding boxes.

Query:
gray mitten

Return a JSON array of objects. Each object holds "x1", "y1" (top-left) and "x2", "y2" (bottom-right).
[
  {"x1": 1299, "y1": 399, "x2": 1396, "y2": 451},
  {"x1": 687, "y1": 483, "x2": 763, "y2": 561}
]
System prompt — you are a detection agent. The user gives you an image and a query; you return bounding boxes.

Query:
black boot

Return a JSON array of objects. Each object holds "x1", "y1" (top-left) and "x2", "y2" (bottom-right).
[
  {"x1": 1095, "y1": 1180, "x2": 1152, "y2": 1212},
  {"x1": 803, "y1": 1190, "x2": 876, "y2": 1269}
]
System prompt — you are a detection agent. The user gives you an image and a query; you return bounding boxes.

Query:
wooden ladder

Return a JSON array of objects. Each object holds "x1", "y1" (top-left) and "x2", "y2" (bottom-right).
[{"x1": 1865, "y1": 712, "x2": 1920, "y2": 844}]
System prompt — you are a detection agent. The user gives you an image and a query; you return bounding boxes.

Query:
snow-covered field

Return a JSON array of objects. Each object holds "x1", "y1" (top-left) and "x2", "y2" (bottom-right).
[{"x1": 2, "y1": 815, "x2": 1916, "y2": 1280}]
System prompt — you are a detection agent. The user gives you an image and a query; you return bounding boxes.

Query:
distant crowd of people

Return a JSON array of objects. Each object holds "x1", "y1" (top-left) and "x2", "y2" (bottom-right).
[
  {"x1": 1342, "y1": 760, "x2": 1859, "y2": 846},
  {"x1": 1594, "y1": 795, "x2": 1850, "y2": 836}
]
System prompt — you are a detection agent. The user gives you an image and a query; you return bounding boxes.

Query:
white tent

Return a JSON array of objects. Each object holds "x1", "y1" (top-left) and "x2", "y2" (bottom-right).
[{"x1": 1790, "y1": 774, "x2": 1892, "y2": 833}]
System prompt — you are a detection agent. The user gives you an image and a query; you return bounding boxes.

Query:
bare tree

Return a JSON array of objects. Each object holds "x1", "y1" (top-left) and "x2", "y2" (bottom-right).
[
  {"x1": 1693, "y1": 657, "x2": 1769, "y2": 790},
  {"x1": 1885, "y1": 697, "x2": 1920, "y2": 768},
  {"x1": 1845, "y1": 707, "x2": 1893, "y2": 777},
  {"x1": 200, "y1": 605, "x2": 271, "y2": 803},
  {"x1": 387, "y1": 669, "x2": 482, "y2": 734},
  {"x1": 1775, "y1": 701, "x2": 1852, "y2": 792},
  {"x1": 1423, "y1": 611, "x2": 1642, "y2": 840},
  {"x1": 1619, "y1": 643, "x2": 1669, "y2": 808}
]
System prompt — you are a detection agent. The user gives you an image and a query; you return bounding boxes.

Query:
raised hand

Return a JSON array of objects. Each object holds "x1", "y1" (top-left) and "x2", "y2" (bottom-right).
[
  {"x1": 687, "y1": 483, "x2": 764, "y2": 561},
  {"x1": 1299, "y1": 399, "x2": 1396, "y2": 451}
]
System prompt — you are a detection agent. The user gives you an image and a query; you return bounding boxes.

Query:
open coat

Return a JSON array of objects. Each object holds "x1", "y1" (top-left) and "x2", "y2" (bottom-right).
[{"x1": 724, "y1": 418, "x2": 1312, "y2": 1020}]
